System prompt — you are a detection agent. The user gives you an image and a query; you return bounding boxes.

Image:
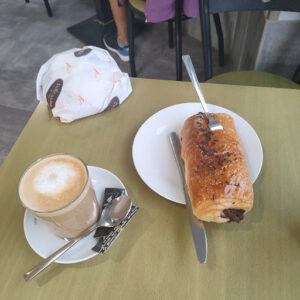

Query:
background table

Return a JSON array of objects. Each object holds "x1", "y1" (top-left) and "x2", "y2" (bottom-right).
[{"x1": 0, "y1": 78, "x2": 299, "y2": 299}]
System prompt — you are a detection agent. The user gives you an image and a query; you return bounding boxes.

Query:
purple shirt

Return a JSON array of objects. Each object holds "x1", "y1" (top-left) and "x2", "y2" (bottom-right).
[{"x1": 145, "y1": 0, "x2": 199, "y2": 23}]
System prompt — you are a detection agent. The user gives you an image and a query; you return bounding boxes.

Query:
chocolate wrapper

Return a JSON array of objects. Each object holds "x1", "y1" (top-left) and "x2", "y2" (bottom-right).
[{"x1": 92, "y1": 188, "x2": 138, "y2": 254}]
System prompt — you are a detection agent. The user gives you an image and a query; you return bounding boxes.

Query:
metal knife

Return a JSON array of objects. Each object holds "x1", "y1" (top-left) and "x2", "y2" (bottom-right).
[{"x1": 169, "y1": 132, "x2": 207, "y2": 264}]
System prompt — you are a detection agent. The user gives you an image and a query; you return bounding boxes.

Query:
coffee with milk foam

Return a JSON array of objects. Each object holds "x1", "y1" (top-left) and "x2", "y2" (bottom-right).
[
  {"x1": 19, "y1": 155, "x2": 87, "y2": 212},
  {"x1": 19, "y1": 154, "x2": 99, "y2": 238}
]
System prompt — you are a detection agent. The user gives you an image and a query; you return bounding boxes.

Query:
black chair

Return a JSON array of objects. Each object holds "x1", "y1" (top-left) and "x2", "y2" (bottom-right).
[
  {"x1": 25, "y1": 0, "x2": 53, "y2": 17},
  {"x1": 199, "y1": 0, "x2": 300, "y2": 81},
  {"x1": 128, "y1": 0, "x2": 225, "y2": 81},
  {"x1": 128, "y1": 0, "x2": 181, "y2": 79}
]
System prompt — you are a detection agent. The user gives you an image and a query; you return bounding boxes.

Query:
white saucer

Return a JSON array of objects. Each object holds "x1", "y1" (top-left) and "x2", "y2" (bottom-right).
[
  {"x1": 23, "y1": 166, "x2": 126, "y2": 264},
  {"x1": 132, "y1": 103, "x2": 263, "y2": 204}
]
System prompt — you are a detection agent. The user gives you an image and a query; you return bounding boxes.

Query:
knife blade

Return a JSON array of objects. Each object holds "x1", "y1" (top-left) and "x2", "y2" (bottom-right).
[{"x1": 169, "y1": 132, "x2": 207, "y2": 264}]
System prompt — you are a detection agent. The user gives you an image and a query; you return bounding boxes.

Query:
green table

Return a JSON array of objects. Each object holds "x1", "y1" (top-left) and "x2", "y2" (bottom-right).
[{"x1": 1, "y1": 78, "x2": 300, "y2": 299}]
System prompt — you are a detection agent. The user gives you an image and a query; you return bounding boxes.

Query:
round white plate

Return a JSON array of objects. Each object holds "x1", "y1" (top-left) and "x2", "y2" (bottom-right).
[
  {"x1": 24, "y1": 166, "x2": 126, "y2": 264},
  {"x1": 132, "y1": 103, "x2": 263, "y2": 204}
]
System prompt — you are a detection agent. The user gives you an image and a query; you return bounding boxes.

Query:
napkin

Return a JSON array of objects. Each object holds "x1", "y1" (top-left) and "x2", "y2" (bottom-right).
[
  {"x1": 36, "y1": 46, "x2": 132, "y2": 123},
  {"x1": 92, "y1": 188, "x2": 138, "y2": 254}
]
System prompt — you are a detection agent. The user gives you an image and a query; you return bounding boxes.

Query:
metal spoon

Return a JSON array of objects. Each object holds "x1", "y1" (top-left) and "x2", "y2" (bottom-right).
[
  {"x1": 24, "y1": 195, "x2": 132, "y2": 282},
  {"x1": 182, "y1": 55, "x2": 223, "y2": 131}
]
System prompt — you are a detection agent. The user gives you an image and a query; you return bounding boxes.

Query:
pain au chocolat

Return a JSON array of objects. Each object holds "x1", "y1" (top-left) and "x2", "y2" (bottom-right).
[{"x1": 180, "y1": 112, "x2": 253, "y2": 223}]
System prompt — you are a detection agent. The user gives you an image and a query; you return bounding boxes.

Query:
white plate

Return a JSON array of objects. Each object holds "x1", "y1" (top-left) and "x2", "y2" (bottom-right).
[
  {"x1": 24, "y1": 166, "x2": 126, "y2": 264},
  {"x1": 132, "y1": 103, "x2": 263, "y2": 204}
]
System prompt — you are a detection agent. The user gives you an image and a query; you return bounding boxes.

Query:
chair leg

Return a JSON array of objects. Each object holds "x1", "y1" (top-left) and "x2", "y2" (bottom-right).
[
  {"x1": 128, "y1": 7, "x2": 136, "y2": 77},
  {"x1": 199, "y1": 0, "x2": 213, "y2": 81},
  {"x1": 175, "y1": 0, "x2": 182, "y2": 81},
  {"x1": 213, "y1": 14, "x2": 224, "y2": 67},
  {"x1": 43, "y1": 0, "x2": 53, "y2": 17},
  {"x1": 168, "y1": 20, "x2": 174, "y2": 49}
]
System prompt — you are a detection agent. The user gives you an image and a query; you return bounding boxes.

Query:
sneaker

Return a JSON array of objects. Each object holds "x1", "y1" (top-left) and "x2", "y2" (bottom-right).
[{"x1": 103, "y1": 33, "x2": 129, "y2": 62}]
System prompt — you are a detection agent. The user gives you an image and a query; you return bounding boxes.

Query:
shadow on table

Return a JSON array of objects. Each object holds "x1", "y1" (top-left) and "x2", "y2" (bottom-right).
[
  {"x1": 36, "y1": 167, "x2": 265, "y2": 284},
  {"x1": 36, "y1": 208, "x2": 152, "y2": 286},
  {"x1": 36, "y1": 264, "x2": 66, "y2": 286}
]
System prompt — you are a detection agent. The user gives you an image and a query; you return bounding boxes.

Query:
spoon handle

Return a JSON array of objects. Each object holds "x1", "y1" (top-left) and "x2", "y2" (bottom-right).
[
  {"x1": 182, "y1": 55, "x2": 209, "y2": 113},
  {"x1": 24, "y1": 223, "x2": 97, "y2": 282}
]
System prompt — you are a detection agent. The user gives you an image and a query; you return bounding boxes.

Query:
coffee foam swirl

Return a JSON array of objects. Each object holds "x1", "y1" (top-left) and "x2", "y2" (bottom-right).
[
  {"x1": 33, "y1": 163, "x2": 76, "y2": 195},
  {"x1": 19, "y1": 155, "x2": 87, "y2": 212}
]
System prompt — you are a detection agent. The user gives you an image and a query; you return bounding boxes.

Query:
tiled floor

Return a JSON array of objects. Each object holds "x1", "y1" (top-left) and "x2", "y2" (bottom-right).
[{"x1": 0, "y1": 0, "x2": 228, "y2": 166}]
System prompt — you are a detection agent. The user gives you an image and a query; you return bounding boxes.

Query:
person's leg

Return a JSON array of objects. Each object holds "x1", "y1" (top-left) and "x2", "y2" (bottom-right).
[
  {"x1": 104, "y1": 0, "x2": 129, "y2": 62},
  {"x1": 109, "y1": 0, "x2": 128, "y2": 45}
]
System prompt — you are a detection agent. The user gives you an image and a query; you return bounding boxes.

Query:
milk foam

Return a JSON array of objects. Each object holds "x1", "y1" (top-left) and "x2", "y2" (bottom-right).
[
  {"x1": 19, "y1": 154, "x2": 88, "y2": 212},
  {"x1": 33, "y1": 162, "x2": 75, "y2": 195}
]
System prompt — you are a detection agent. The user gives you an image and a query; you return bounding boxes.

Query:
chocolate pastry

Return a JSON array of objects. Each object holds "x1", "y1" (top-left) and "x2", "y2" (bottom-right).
[{"x1": 180, "y1": 113, "x2": 253, "y2": 223}]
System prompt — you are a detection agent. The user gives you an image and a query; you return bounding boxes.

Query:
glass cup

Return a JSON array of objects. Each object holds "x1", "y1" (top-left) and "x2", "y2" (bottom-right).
[{"x1": 18, "y1": 153, "x2": 100, "y2": 238}]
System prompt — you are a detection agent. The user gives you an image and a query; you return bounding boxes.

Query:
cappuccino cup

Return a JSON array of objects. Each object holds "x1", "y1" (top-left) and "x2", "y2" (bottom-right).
[{"x1": 18, "y1": 153, "x2": 100, "y2": 238}]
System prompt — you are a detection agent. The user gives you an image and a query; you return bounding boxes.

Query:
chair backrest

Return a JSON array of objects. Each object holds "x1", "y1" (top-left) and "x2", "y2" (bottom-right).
[{"x1": 199, "y1": 0, "x2": 300, "y2": 80}]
